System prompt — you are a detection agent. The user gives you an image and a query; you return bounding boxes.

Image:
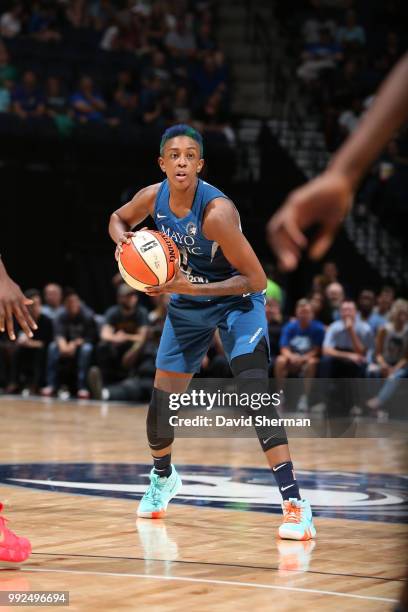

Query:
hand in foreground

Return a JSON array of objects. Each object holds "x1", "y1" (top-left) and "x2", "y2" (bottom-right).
[
  {"x1": 0, "y1": 275, "x2": 37, "y2": 341},
  {"x1": 266, "y1": 171, "x2": 353, "y2": 271}
]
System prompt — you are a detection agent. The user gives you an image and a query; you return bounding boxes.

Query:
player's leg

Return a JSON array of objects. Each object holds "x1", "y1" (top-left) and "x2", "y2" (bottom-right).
[
  {"x1": 137, "y1": 368, "x2": 192, "y2": 519},
  {"x1": 221, "y1": 295, "x2": 316, "y2": 540},
  {"x1": 138, "y1": 299, "x2": 216, "y2": 518}
]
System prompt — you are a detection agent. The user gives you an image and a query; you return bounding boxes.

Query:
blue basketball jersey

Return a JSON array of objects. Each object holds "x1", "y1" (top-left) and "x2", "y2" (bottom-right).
[{"x1": 153, "y1": 178, "x2": 240, "y2": 301}]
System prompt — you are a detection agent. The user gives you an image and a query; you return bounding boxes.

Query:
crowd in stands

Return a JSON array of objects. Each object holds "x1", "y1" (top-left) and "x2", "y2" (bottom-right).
[
  {"x1": 0, "y1": 0, "x2": 235, "y2": 144},
  {"x1": 292, "y1": 0, "x2": 407, "y2": 149},
  {"x1": 0, "y1": 260, "x2": 407, "y2": 420},
  {"x1": 287, "y1": 0, "x2": 408, "y2": 256}
]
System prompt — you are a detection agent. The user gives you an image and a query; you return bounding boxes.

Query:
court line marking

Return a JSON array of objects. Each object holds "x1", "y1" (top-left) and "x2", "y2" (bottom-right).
[
  {"x1": 22, "y1": 567, "x2": 398, "y2": 603},
  {"x1": 31, "y1": 552, "x2": 405, "y2": 583}
]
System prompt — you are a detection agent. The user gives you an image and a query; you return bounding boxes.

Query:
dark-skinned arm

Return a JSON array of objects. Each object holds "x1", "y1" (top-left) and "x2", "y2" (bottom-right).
[{"x1": 109, "y1": 184, "x2": 159, "y2": 257}]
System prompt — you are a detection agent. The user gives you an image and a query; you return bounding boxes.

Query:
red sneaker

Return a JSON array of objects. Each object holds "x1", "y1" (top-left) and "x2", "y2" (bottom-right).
[{"x1": 0, "y1": 504, "x2": 32, "y2": 563}]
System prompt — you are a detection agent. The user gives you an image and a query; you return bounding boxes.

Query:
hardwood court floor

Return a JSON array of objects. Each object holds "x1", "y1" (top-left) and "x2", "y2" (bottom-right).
[{"x1": 0, "y1": 397, "x2": 406, "y2": 611}]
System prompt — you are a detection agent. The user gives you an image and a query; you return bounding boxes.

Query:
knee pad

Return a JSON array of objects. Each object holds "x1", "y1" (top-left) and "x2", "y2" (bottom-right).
[
  {"x1": 230, "y1": 339, "x2": 287, "y2": 452},
  {"x1": 146, "y1": 387, "x2": 174, "y2": 451}
]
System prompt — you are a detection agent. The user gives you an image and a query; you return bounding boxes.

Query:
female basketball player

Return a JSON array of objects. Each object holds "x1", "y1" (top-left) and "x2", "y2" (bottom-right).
[
  {"x1": 109, "y1": 125, "x2": 316, "y2": 540},
  {"x1": 0, "y1": 255, "x2": 33, "y2": 561}
]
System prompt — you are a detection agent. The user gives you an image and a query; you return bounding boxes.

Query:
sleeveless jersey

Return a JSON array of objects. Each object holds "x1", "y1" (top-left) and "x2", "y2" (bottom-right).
[{"x1": 153, "y1": 178, "x2": 240, "y2": 301}]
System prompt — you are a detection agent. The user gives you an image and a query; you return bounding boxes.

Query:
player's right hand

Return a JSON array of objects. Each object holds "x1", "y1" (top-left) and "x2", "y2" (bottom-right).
[
  {"x1": 0, "y1": 277, "x2": 37, "y2": 341},
  {"x1": 266, "y1": 170, "x2": 353, "y2": 271},
  {"x1": 115, "y1": 231, "x2": 135, "y2": 260}
]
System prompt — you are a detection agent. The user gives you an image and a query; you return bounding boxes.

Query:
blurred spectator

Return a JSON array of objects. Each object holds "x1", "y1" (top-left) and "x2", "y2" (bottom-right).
[
  {"x1": 321, "y1": 300, "x2": 374, "y2": 378},
  {"x1": 300, "y1": 1, "x2": 337, "y2": 45},
  {"x1": 309, "y1": 290, "x2": 332, "y2": 325},
  {"x1": 196, "y1": 22, "x2": 215, "y2": 53},
  {"x1": 147, "y1": 293, "x2": 168, "y2": 329},
  {"x1": 0, "y1": 43, "x2": 18, "y2": 88},
  {"x1": 331, "y1": 59, "x2": 361, "y2": 106},
  {"x1": 7, "y1": 289, "x2": 53, "y2": 394},
  {"x1": 164, "y1": 17, "x2": 196, "y2": 57},
  {"x1": 45, "y1": 75, "x2": 74, "y2": 135},
  {"x1": 70, "y1": 76, "x2": 106, "y2": 123},
  {"x1": 118, "y1": 11, "x2": 149, "y2": 54},
  {"x1": 275, "y1": 299, "x2": 325, "y2": 411},
  {"x1": 41, "y1": 291, "x2": 97, "y2": 399},
  {"x1": 356, "y1": 288, "x2": 376, "y2": 331},
  {"x1": 110, "y1": 70, "x2": 141, "y2": 123},
  {"x1": 0, "y1": 81, "x2": 10, "y2": 113},
  {"x1": 192, "y1": 51, "x2": 227, "y2": 101},
  {"x1": 173, "y1": 85, "x2": 192, "y2": 123},
  {"x1": 28, "y1": 1, "x2": 61, "y2": 43},
  {"x1": 0, "y1": 2, "x2": 23, "y2": 39},
  {"x1": 366, "y1": 299, "x2": 408, "y2": 414},
  {"x1": 383, "y1": 31, "x2": 402, "y2": 68},
  {"x1": 89, "y1": 0, "x2": 115, "y2": 31},
  {"x1": 321, "y1": 261, "x2": 339, "y2": 285},
  {"x1": 96, "y1": 283, "x2": 148, "y2": 385},
  {"x1": 265, "y1": 297, "x2": 285, "y2": 373},
  {"x1": 89, "y1": 291, "x2": 163, "y2": 401},
  {"x1": 312, "y1": 274, "x2": 328, "y2": 293},
  {"x1": 65, "y1": 0, "x2": 90, "y2": 29},
  {"x1": 45, "y1": 77, "x2": 69, "y2": 117},
  {"x1": 140, "y1": 74, "x2": 166, "y2": 126},
  {"x1": 41, "y1": 283, "x2": 64, "y2": 320},
  {"x1": 297, "y1": 28, "x2": 343, "y2": 82},
  {"x1": 336, "y1": 9, "x2": 366, "y2": 49},
  {"x1": 325, "y1": 282, "x2": 345, "y2": 321},
  {"x1": 147, "y1": 2, "x2": 174, "y2": 46},
  {"x1": 196, "y1": 91, "x2": 232, "y2": 141},
  {"x1": 12, "y1": 71, "x2": 45, "y2": 119},
  {"x1": 145, "y1": 50, "x2": 171, "y2": 85},
  {"x1": 0, "y1": 43, "x2": 14, "y2": 112},
  {"x1": 338, "y1": 97, "x2": 362, "y2": 136},
  {"x1": 369, "y1": 286, "x2": 395, "y2": 331}
]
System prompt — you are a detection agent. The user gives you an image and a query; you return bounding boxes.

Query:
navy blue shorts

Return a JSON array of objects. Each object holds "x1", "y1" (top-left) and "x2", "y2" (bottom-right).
[{"x1": 156, "y1": 292, "x2": 269, "y2": 373}]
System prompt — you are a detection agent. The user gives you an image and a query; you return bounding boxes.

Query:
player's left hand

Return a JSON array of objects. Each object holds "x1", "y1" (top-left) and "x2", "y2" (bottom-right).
[{"x1": 145, "y1": 262, "x2": 194, "y2": 295}]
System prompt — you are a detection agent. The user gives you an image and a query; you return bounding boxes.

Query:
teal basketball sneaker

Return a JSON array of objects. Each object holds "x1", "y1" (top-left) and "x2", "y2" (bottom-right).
[
  {"x1": 137, "y1": 466, "x2": 182, "y2": 519},
  {"x1": 278, "y1": 498, "x2": 316, "y2": 540}
]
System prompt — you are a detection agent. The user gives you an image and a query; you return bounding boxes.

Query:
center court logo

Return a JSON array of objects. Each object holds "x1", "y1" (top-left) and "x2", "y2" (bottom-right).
[{"x1": 0, "y1": 463, "x2": 406, "y2": 523}]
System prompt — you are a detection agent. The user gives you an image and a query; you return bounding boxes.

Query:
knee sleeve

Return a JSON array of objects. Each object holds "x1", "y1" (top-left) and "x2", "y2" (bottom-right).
[
  {"x1": 230, "y1": 337, "x2": 269, "y2": 377},
  {"x1": 230, "y1": 338, "x2": 287, "y2": 452},
  {"x1": 146, "y1": 387, "x2": 174, "y2": 451}
]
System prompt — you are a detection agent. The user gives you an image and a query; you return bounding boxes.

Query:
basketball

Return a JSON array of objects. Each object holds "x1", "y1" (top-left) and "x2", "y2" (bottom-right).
[{"x1": 118, "y1": 229, "x2": 179, "y2": 292}]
